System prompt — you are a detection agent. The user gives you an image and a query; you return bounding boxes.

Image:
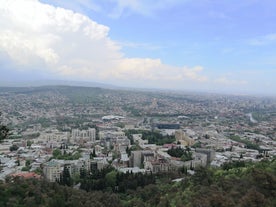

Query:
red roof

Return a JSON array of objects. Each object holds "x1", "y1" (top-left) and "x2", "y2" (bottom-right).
[{"x1": 11, "y1": 172, "x2": 41, "y2": 179}]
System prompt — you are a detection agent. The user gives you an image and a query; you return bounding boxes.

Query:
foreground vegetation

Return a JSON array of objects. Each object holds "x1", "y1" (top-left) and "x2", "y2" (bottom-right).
[
  {"x1": 0, "y1": 112, "x2": 9, "y2": 141},
  {"x1": 125, "y1": 129, "x2": 175, "y2": 145},
  {"x1": 1, "y1": 159, "x2": 275, "y2": 207}
]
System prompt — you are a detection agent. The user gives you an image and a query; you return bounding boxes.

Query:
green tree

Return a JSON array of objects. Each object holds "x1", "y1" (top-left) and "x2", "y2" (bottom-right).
[
  {"x1": 80, "y1": 167, "x2": 87, "y2": 179},
  {"x1": 60, "y1": 165, "x2": 73, "y2": 186},
  {"x1": 10, "y1": 144, "x2": 19, "y2": 151},
  {"x1": 53, "y1": 149, "x2": 62, "y2": 157},
  {"x1": 92, "y1": 148, "x2": 96, "y2": 157},
  {"x1": 26, "y1": 160, "x2": 31, "y2": 167},
  {"x1": 27, "y1": 140, "x2": 32, "y2": 148},
  {"x1": 0, "y1": 112, "x2": 9, "y2": 141},
  {"x1": 105, "y1": 171, "x2": 117, "y2": 188},
  {"x1": 167, "y1": 147, "x2": 193, "y2": 161},
  {"x1": 15, "y1": 159, "x2": 20, "y2": 166},
  {"x1": 126, "y1": 146, "x2": 131, "y2": 156},
  {"x1": 240, "y1": 188, "x2": 266, "y2": 207},
  {"x1": 22, "y1": 166, "x2": 30, "y2": 171}
]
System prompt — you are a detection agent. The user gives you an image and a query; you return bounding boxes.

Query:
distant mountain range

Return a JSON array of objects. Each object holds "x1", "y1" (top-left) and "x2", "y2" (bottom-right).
[
  {"x1": 0, "y1": 79, "x2": 274, "y2": 98},
  {"x1": 0, "y1": 80, "x2": 119, "y2": 89},
  {"x1": 0, "y1": 79, "x2": 193, "y2": 94}
]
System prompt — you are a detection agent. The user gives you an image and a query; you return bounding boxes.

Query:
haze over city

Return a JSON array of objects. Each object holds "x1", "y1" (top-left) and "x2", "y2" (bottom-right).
[{"x1": 0, "y1": 0, "x2": 276, "y2": 95}]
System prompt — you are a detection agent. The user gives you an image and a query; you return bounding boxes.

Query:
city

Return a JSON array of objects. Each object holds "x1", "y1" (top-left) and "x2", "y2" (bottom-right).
[
  {"x1": 1, "y1": 0, "x2": 276, "y2": 205},
  {"x1": 0, "y1": 86, "x2": 275, "y2": 183}
]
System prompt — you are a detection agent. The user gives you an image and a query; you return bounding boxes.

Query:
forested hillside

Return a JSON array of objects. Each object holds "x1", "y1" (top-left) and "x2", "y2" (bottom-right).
[{"x1": 0, "y1": 159, "x2": 275, "y2": 207}]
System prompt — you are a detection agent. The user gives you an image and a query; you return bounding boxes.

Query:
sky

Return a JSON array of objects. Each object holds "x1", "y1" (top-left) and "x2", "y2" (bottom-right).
[{"x1": 0, "y1": 0, "x2": 276, "y2": 95}]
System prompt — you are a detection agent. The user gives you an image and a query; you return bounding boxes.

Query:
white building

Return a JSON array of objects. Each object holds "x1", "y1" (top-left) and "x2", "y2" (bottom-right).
[
  {"x1": 43, "y1": 160, "x2": 61, "y2": 182},
  {"x1": 72, "y1": 128, "x2": 96, "y2": 142}
]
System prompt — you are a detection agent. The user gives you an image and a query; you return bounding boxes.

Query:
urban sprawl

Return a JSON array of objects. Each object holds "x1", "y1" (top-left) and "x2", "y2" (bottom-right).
[{"x1": 0, "y1": 86, "x2": 275, "y2": 183}]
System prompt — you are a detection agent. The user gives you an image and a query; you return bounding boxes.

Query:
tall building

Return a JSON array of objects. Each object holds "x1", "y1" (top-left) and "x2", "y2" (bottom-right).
[
  {"x1": 71, "y1": 128, "x2": 96, "y2": 142},
  {"x1": 195, "y1": 148, "x2": 215, "y2": 164},
  {"x1": 87, "y1": 128, "x2": 96, "y2": 142},
  {"x1": 43, "y1": 160, "x2": 61, "y2": 182},
  {"x1": 175, "y1": 130, "x2": 195, "y2": 146},
  {"x1": 130, "y1": 151, "x2": 142, "y2": 168},
  {"x1": 72, "y1": 129, "x2": 80, "y2": 140}
]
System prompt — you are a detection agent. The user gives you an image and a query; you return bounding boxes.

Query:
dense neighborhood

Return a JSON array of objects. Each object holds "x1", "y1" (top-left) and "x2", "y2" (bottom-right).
[{"x1": 0, "y1": 86, "x2": 275, "y2": 184}]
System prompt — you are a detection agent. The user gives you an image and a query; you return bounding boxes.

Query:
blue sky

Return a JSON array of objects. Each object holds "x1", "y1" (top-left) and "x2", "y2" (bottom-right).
[{"x1": 0, "y1": 0, "x2": 276, "y2": 95}]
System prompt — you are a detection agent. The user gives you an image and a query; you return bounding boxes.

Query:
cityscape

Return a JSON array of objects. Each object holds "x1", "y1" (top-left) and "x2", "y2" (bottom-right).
[
  {"x1": 1, "y1": 0, "x2": 276, "y2": 206},
  {"x1": 0, "y1": 86, "x2": 275, "y2": 183}
]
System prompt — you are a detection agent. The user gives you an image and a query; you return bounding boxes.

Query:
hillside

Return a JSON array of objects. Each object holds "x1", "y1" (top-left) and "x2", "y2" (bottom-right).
[{"x1": 0, "y1": 159, "x2": 275, "y2": 207}]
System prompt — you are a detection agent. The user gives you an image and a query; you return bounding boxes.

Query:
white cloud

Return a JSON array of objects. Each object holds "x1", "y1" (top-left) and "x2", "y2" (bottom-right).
[
  {"x1": 0, "y1": 0, "x2": 208, "y2": 89},
  {"x1": 40, "y1": 0, "x2": 102, "y2": 14},
  {"x1": 0, "y1": 0, "x2": 118, "y2": 73},
  {"x1": 0, "y1": 30, "x2": 59, "y2": 65},
  {"x1": 104, "y1": 58, "x2": 207, "y2": 82}
]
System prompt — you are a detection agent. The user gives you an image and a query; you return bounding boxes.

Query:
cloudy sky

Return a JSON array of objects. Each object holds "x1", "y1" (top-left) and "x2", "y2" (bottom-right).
[{"x1": 0, "y1": 0, "x2": 276, "y2": 95}]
